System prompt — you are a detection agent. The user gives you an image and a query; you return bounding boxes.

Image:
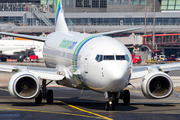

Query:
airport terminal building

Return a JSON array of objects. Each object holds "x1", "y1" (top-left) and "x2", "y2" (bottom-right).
[
  {"x1": 0, "y1": 0, "x2": 179, "y2": 33},
  {"x1": 1, "y1": 0, "x2": 180, "y2": 61}
]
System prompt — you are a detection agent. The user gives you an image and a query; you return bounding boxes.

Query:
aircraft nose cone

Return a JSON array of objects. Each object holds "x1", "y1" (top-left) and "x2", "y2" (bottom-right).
[
  {"x1": 102, "y1": 61, "x2": 130, "y2": 91},
  {"x1": 104, "y1": 61, "x2": 129, "y2": 80}
]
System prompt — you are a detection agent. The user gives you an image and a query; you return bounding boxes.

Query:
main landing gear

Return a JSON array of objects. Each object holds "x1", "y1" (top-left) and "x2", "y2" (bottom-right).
[
  {"x1": 105, "y1": 90, "x2": 130, "y2": 111},
  {"x1": 35, "y1": 79, "x2": 54, "y2": 104}
]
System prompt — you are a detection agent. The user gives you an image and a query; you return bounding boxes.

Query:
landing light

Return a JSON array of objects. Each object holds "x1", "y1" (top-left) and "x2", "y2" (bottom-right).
[{"x1": 57, "y1": 72, "x2": 62, "y2": 75}]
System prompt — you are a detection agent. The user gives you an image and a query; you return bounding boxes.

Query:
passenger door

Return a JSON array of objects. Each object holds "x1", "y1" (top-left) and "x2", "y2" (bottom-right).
[{"x1": 84, "y1": 48, "x2": 93, "y2": 78}]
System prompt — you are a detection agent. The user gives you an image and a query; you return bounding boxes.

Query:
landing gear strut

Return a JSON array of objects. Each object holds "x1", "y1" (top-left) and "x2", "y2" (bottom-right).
[
  {"x1": 35, "y1": 79, "x2": 54, "y2": 104},
  {"x1": 105, "y1": 90, "x2": 130, "y2": 111},
  {"x1": 17, "y1": 53, "x2": 25, "y2": 62},
  {"x1": 105, "y1": 92, "x2": 118, "y2": 111}
]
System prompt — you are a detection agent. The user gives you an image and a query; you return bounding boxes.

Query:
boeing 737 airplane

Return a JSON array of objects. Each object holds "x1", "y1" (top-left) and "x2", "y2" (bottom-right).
[
  {"x1": 0, "y1": 0, "x2": 179, "y2": 111},
  {"x1": 0, "y1": 40, "x2": 43, "y2": 62}
]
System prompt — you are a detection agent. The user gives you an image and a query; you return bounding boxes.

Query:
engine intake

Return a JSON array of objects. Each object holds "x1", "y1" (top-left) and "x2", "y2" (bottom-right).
[
  {"x1": 141, "y1": 71, "x2": 173, "y2": 99},
  {"x1": 8, "y1": 72, "x2": 40, "y2": 99}
]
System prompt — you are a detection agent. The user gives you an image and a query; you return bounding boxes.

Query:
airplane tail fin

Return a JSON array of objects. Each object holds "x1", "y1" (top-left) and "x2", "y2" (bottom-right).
[{"x1": 55, "y1": 0, "x2": 69, "y2": 32}]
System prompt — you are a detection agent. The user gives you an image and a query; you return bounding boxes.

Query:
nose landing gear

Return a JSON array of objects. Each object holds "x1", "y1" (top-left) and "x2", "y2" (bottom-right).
[
  {"x1": 105, "y1": 90, "x2": 130, "y2": 111},
  {"x1": 105, "y1": 92, "x2": 118, "y2": 111},
  {"x1": 105, "y1": 100, "x2": 115, "y2": 111}
]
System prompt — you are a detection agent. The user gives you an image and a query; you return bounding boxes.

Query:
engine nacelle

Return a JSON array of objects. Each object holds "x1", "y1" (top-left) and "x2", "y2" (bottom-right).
[
  {"x1": 141, "y1": 71, "x2": 173, "y2": 99},
  {"x1": 8, "y1": 72, "x2": 40, "y2": 99}
]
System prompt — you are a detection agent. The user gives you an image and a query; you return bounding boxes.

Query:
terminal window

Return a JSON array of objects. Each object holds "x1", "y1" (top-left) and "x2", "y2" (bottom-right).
[
  {"x1": 168, "y1": 0, "x2": 175, "y2": 5},
  {"x1": 84, "y1": 0, "x2": 91, "y2": 7},
  {"x1": 139, "y1": 0, "x2": 145, "y2": 5},
  {"x1": 40, "y1": 0, "x2": 47, "y2": 4},
  {"x1": 168, "y1": 0, "x2": 175, "y2": 10},
  {"x1": 131, "y1": 0, "x2": 138, "y2": 5},
  {"x1": 115, "y1": 0, "x2": 121, "y2": 5},
  {"x1": 160, "y1": 0, "x2": 180, "y2": 10},
  {"x1": 47, "y1": 0, "x2": 53, "y2": 4},
  {"x1": 176, "y1": 0, "x2": 180, "y2": 9},
  {"x1": 76, "y1": 0, "x2": 83, "y2": 7},
  {"x1": 66, "y1": 0, "x2": 74, "y2": 7},
  {"x1": 122, "y1": 0, "x2": 129, "y2": 4},
  {"x1": 176, "y1": 0, "x2": 180, "y2": 5},
  {"x1": 100, "y1": 0, "x2": 107, "y2": 8},
  {"x1": 161, "y1": 0, "x2": 168, "y2": 10},
  {"x1": 161, "y1": 0, "x2": 168, "y2": 5},
  {"x1": 92, "y1": 0, "x2": 99, "y2": 8},
  {"x1": 108, "y1": 0, "x2": 114, "y2": 5},
  {"x1": 65, "y1": 17, "x2": 180, "y2": 26},
  {"x1": 168, "y1": 5, "x2": 174, "y2": 10}
]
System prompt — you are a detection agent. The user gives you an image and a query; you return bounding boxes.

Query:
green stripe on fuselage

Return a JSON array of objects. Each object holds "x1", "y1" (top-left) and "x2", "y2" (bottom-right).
[{"x1": 72, "y1": 35, "x2": 100, "y2": 87}]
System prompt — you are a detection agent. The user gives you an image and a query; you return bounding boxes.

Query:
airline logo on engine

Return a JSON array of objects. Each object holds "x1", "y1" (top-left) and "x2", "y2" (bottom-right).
[{"x1": 59, "y1": 39, "x2": 77, "y2": 50}]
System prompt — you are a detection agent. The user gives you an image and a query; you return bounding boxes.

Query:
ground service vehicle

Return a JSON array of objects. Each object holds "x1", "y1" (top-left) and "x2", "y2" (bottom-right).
[
  {"x1": 131, "y1": 54, "x2": 141, "y2": 64},
  {"x1": 29, "y1": 55, "x2": 39, "y2": 63},
  {"x1": 168, "y1": 54, "x2": 176, "y2": 61},
  {"x1": 156, "y1": 55, "x2": 167, "y2": 61}
]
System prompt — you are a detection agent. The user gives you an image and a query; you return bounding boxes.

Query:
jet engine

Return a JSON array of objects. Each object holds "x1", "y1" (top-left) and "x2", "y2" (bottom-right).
[
  {"x1": 141, "y1": 71, "x2": 173, "y2": 99},
  {"x1": 8, "y1": 72, "x2": 40, "y2": 99}
]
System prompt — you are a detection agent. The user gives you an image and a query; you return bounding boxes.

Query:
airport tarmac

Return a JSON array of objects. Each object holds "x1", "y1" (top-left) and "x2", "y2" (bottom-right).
[
  {"x1": 0, "y1": 87, "x2": 180, "y2": 120},
  {"x1": 0, "y1": 61, "x2": 180, "y2": 120}
]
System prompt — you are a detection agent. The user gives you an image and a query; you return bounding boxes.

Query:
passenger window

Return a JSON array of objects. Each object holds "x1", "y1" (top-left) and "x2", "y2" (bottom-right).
[
  {"x1": 116, "y1": 55, "x2": 125, "y2": 60},
  {"x1": 104, "y1": 55, "x2": 114, "y2": 60}
]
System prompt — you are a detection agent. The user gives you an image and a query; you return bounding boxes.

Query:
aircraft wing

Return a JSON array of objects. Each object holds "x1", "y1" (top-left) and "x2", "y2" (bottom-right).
[
  {"x1": 97, "y1": 27, "x2": 141, "y2": 36},
  {"x1": 0, "y1": 32, "x2": 46, "y2": 42},
  {"x1": 0, "y1": 64, "x2": 64, "y2": 80},
  {"x1": 131, "y1": 63, "x2": 180, "y2": 79}
]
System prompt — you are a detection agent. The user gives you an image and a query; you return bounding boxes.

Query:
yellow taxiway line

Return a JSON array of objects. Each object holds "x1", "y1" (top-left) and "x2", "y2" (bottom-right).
[
  {"x1": 0, "y1": 107, "x2": 107, "y2": 119},
  {"x1": 58, "y1": 101, "x2": 113, "y2": 120},
  {"x1": 0, "y1": 88, "x2": 113, "y2": 120}
]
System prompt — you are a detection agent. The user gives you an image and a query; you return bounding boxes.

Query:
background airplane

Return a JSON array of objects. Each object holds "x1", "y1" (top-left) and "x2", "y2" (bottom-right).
[
  {"x1": 0, "y1": 0, "x2": 178, "y2": 111},
  {"x1": 0, "y1": 40, "x2": 43, "y2": 62}
]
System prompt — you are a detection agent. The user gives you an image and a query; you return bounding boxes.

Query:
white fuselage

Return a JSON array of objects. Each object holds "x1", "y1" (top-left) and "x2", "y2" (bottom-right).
[
  {"x1": 43, "y1": 31, "x2": 132, "y2": 93},
  {"x1": 0, "y1": 40, "x2": 44, "y2": 59}
]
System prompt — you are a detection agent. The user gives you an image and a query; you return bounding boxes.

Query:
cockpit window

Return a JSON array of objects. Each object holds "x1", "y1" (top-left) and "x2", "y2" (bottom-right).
[
  {"x1": 104, "y1": 55, "x2": 114, "y2": 60},
  {"x1": 116, "y1": 55, "x2": 125, "y2": 60},
  {"x1": 125, "y1": 55, "x2": 130, "y2": 62},
  {"x1": 95, "y1": 55, "x2": 99, "y2": 61},
  {"x1": 96, "y1": 54, "x2": 129, "y2": 62},
  {"x1": 99, "y1": 55, "x2": 103, "y2": 62},
  {"x1": 95, "y1": 55, "x2": 103, "y2": 62}
]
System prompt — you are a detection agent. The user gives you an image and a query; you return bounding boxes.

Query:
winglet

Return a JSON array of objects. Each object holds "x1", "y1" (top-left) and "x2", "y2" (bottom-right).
[{"x1": 55, "y1": 0, "x2": 69, "y2": 32}]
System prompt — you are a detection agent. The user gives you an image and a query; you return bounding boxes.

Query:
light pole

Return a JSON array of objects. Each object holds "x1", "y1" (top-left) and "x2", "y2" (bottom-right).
[
  {"x1": 153, "y1": 0, "x2": 155, "y2": 50},
  {"x1": 144, "y1": 0, "x2": 146, "y2": 35}
]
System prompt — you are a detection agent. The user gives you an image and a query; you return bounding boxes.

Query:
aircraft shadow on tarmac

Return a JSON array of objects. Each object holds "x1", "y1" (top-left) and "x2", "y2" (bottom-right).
[
  {"x1": 54, "y1": 97, "x2": 179, "y2": 111},
  {"x1": 55, "y1": 97, "x2": 139, "y2": 111},
  {"x1": 11, "y1": 102, "x2": 44, "y2": 107},
  {"x1": 0, "y1": 101, "x2": 44, "y2": 107},
  {"x1": 0, "y1": 98, "x2": 177, "y2": 111},
  {"x1": 143, "y1": 103, "x2": 176, "y2": 107},
  {"x1": 0, "y1": 101, "x2": 65, "y2": 107}
]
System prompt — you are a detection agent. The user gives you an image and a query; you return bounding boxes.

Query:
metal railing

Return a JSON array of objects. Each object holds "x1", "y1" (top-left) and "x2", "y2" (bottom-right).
[
  {"x1": 31, "y1": 5, "x2": 53, "y2": 26},
  {"x1": 0, "y1": 3, "x2": 54, "y2": 13}
]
